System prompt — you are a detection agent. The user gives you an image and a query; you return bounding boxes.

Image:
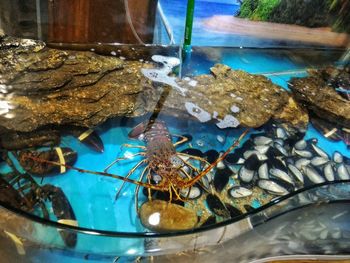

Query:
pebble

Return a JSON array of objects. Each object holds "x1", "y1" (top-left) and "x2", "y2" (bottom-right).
[
  {"x1": 216, "y1": 135, "x2": 225, "y2": 143},
  {"x1": 139, "y1": 200, "x2": 198, "y2": 232}
]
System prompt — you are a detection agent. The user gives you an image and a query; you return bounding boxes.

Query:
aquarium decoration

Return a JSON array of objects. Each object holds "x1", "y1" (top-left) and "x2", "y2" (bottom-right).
[{"x1": 0, "y1": 36, "x2": 308, "y2": 134}]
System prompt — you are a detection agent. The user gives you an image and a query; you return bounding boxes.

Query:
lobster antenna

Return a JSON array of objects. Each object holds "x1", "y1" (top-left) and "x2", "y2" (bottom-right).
[{"x1": 184, "y1": 129, "x2": 249, "y2": 187}]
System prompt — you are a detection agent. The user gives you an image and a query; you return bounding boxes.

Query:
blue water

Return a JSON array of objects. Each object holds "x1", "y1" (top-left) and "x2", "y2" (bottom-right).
[{"x1": 0, "y1": 45, "x2": 348, "y2": 262}]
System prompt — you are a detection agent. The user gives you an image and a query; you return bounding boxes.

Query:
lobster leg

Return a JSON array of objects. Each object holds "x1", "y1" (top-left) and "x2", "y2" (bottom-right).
[
  {"x1": 37, "y1": 202, "x2": 50, "y2": 219},
  {"x1": 181, "y1": 160, "x2": 199, "y2": 175},
  {"x1": 170, "y1": 184, "x2": 184, "y2": 202},
  {"x1": 177, "y1": 153, "x2": 211, "y2": 168},
  {"x1": 104, "y1": 152, "x2": 145, "y2": 172},
  {"x1": 183, "y1": 129, "x2": 249, "y2": 188},
  {"x1": 114, "y1": 159, "x2": 147, "y2": 200},
  {"x1": 172, "y1": 134, "x2": 189, "y2": 147},
  {"x1": 121, "y1": 144, "x2": 146, "y2": 150},
  {"x1": 20, "y1": 155, "x2": 168, "y2": 191},
  {"x1": 179, "y1": 167, "x2": 210, "y2": 194},
  {"x1": 134, "y1": 166, "x2": 149, "y2": 215}
]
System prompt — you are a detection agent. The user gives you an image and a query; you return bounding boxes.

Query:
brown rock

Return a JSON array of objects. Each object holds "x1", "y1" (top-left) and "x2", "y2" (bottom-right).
[
  {"x1": 0, "y1": 36, "x2": 308, "y2": 135},
  {"x1": 164, "y1": 64, "x2": 308, "y2": 129},
  {"x1": 139, "y1": 200, "x2": 198, "y2": 232},
  {"x1": 289, "y1": 69, "x2": 350, "y2": 128},
  {"x1": 273, "y1": 96, "x2": 309, "y2": 130}
]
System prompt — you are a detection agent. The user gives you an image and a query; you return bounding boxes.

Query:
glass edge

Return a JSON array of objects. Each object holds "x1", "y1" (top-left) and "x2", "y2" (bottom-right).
[{"x1": 1, "y1": 179, "x2": 349, "y2": 238}]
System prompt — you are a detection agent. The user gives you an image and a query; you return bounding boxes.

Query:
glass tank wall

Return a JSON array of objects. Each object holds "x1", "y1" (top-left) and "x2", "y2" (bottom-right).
[{"x1": 0, "y1": 0, "x2": 350, "y2": 262}]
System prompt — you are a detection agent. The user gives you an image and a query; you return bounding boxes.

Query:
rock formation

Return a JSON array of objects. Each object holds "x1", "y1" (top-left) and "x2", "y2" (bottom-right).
[
  {"x1": 289, "y1": 67, "x2": 350, "y2": 129},
  {"x1": 0, "y1": 36, "x2": 308, "y2": 137}
]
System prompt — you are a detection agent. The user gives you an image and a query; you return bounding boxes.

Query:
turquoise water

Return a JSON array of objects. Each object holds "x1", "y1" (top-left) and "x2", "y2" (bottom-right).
[{"x1": 0, "y1": 47, "x2": 349, "y2": 261}]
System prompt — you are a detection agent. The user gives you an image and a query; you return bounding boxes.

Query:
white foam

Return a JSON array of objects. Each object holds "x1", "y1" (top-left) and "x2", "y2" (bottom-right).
[
  {"x1": 216, "y1": 114, "x2": 240, "y2": 129},
  {"x1": 230, "y1": 105, "x2": 240, "y2": 113},
  {"x1": 188, "y1": 80, "x2": 198, "y2": 87},
  {"x1": 141, "y1": 55, "x2": 187, "y2": 96},
  {"x1": 184, "y1": 102, "x2": 211, "y2": 122},
  {"x1": 151, "y1": 55, "x2": 180, "y2": 73}
]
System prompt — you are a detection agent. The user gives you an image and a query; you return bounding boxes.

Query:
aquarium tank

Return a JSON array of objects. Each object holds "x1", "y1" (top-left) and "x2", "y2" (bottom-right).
[{"x1": 0, "y1": 0, "x2": 350, "y2": 262}]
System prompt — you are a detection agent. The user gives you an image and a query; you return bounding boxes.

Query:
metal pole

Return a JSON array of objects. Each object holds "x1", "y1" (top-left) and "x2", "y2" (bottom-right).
[{"x1": 36, "y1": 0, "x2": 42, "y2": 40}]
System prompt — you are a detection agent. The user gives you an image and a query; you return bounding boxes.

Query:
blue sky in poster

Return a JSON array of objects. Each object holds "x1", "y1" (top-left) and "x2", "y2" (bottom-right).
[{"x1": 158, "y1": 0, "x2": 291, "y2": 47}]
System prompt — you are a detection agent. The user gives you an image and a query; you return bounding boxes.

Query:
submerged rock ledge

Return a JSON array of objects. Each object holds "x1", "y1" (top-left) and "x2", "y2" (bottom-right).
[
  {"x1": 289, "y1": 67, "x2": 350, "y2": 129},
  {"x1": 0, "y1": 36, "x2": 307, "y2": 134}
]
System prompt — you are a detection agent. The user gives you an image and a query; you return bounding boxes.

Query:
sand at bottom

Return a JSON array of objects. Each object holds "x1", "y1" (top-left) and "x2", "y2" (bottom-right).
[{"x1": 203, "y1": 16, "x2": 350, "y2": 47}]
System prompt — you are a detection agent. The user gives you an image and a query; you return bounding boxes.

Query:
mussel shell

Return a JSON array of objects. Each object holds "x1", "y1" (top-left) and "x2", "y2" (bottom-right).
[
  {"x1": 254, "y1": 145, "x2": 270, "y2": 154},
  {"x1": 225, "y1": 203, "x2": 243, "y2": 218},
  {"x1": 294, "y1": 139, "x2": 307, "y2": 150},
  {"x1": 228, "y1": 186, "x2": 252, "y2": 198},
  {"x1": 253, "y1": 136, "x2": 273, "y2": 146},
  {"x1": 324, "y1": 163, "x2": 335, "y2": 181},
  {"x1": 274, "y1": 143, "x2": 289, "y2": 157},
  {"x1": 310, "y1": 143, "x2": 329, "y2": 159},
  {"x1": 265, "y1": 147, "x2": 282, "y2": 159},
  {"x1": 273, "y1": 138, "x2": 284, "y2": 147},
  {"x1": 258, "y1": 163, "x2": 269, "y2": 179},
  {"x1": 284, "y1": 131, "x2": 306, "y2": 148},
  {"x1": 179, "y1": 186, "x2": 202, "y2": 200},
  {"x1": 224, "y1": 152, "x2": 241, "y2": 165},
  {"x1": 240, "y1": 139, "x2": 255, "y2": 152},
  {"x1": 276, "y1": 127, "x2": 288, "y2": 139},
  {"x1": 69, "y1": 127, "x2": 104, "y2": 153},
  {"x1": 294, "y1": 149, "x2": 313, "y2": 158},
  {"x1": 244, "y1": 154, "x2": 261, "y2": 170},
  {"x1": 181, "y1": 148, "x2": 203, "y2": 157},
  {"x1": 287, "y1": 164, "x2": 304, "y2": 184},
  {"x1": 213, "y1": 168, "x2": 231, "y2": 192},
  {"x1": 267, "y1": 158, "x2": 287, "y2": 173},
  {"x1": 203, "y1": 150, "x2": 219, "y2": 163},
  {"x1": 295, "y1": 158, "x2": 311, "y2": 170},
  {"x1": 269, "y1": 168, "x2": 294, "y2": 185},
  {"x1": 239, "y1": 166, "x2": 255, "y2": 183},
  {"x1": 80, "y1": 130, "x2": 104, "y2": 153},
  {"x1": 311, "y1": 156, "x2": 329, "y2": 166},
  {"x1": 333, "y1": 151, "x2": 343, "y2": 163},
  {"x1": 200, "y1": 215, "x2": 216, "y2": 227},
  {"x1": 303, "y1": 165, "x2": 325, "y2": 185},
  {"x1": 18, "y1": 147, "x2": 77, "y2": 176},
  {"x1": 258, "y1": 179, "x2": 289, "y2": 196},
  {"x1": 206, "y1": 194, "x2": 230, "y2": 218},
  {"x1": 337, "y1": 164, "x2": 350, "y2": 180},
  {"x1": 244, "y1": 151, "x2": 268, "y2": 161}
]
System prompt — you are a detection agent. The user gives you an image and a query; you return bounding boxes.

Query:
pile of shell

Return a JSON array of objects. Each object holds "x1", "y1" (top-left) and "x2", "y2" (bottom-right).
[
  {"x1": 139, "y1": 123, "x2": 350, "y2": 232},
  {"x1": 224, "y1": 123, "x2": 350, "y2": 198}
]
